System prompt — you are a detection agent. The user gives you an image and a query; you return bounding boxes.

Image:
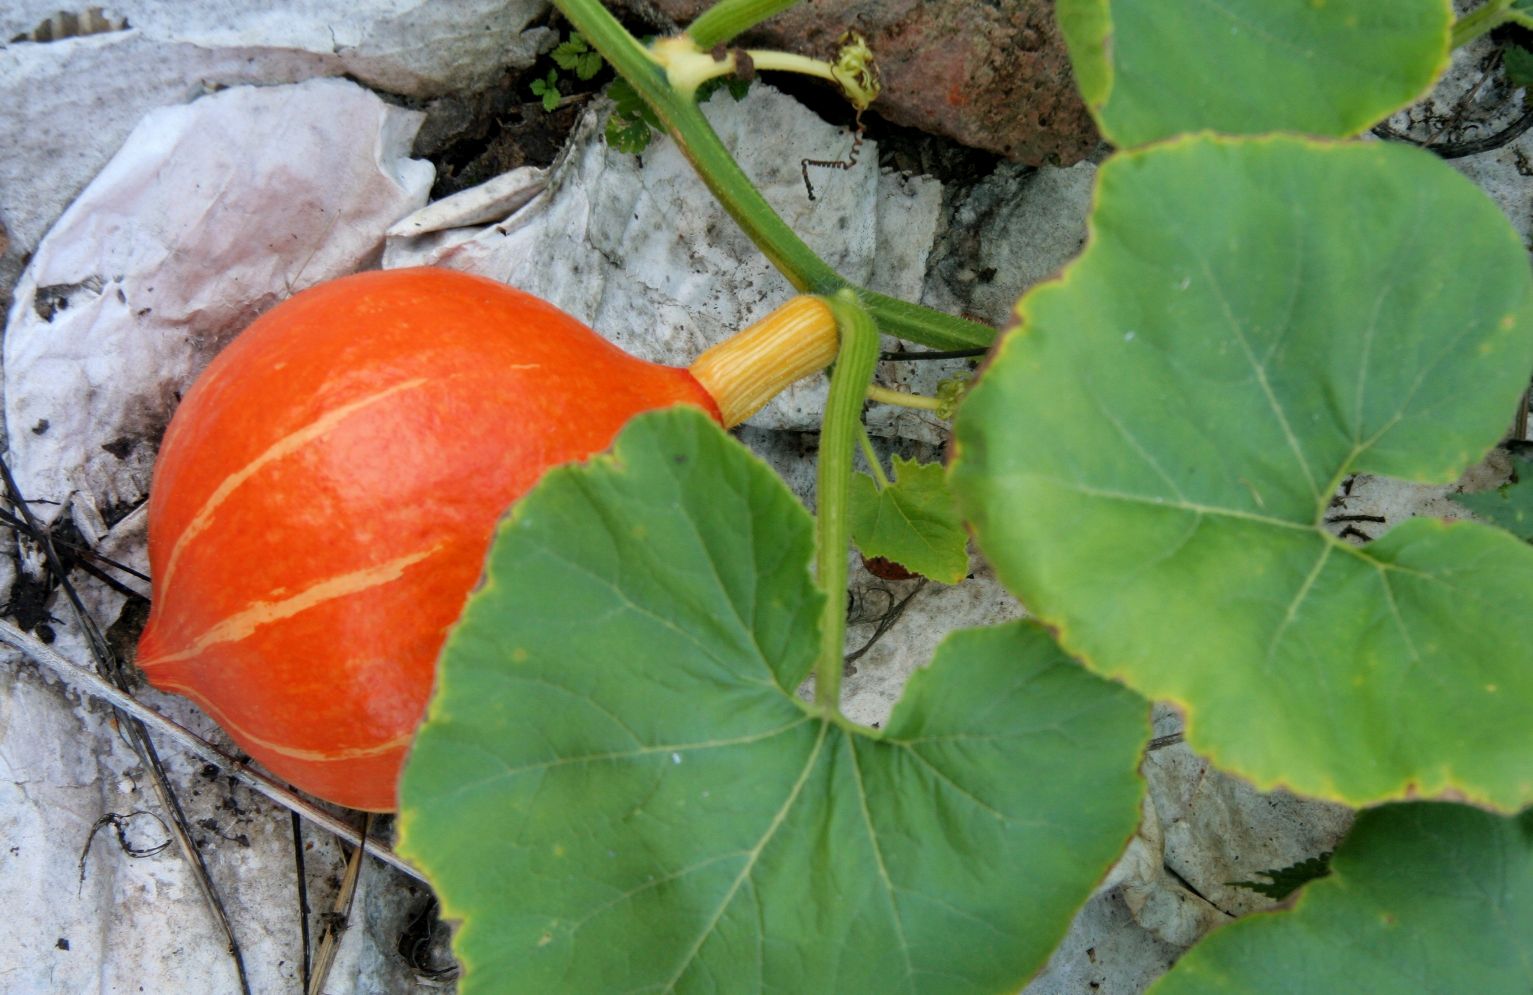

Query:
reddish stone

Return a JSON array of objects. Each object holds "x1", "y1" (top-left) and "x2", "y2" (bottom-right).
[{"x1": 607, "y1": 0, "x2": 1099, "y2": 165}]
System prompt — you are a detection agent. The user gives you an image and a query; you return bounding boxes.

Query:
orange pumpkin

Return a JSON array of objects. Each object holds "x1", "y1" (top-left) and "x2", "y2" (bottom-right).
[{"x1": 136, "y1": 267, "x2": 835, "y2": 810}]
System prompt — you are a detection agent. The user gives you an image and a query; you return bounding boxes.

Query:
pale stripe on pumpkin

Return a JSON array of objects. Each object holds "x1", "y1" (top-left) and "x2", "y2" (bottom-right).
[
  {"x1": 158, "y1": 377, "x2": 432, "y2": 591},
  {"x1": 141, "y1": 543, "x2": 447, "y2": 668},
  {"x1": 153, "y1": 677, "x2": 415, "y2": 762}
]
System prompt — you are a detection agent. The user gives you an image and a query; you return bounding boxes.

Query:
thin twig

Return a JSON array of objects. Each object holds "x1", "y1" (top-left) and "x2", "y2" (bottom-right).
[
  {"x1": 308, "y1": 813, "x2": 369, "y2": 995},
  {"x1": 0, "y1": 505, "x2": 151, "y2": 582},
  {"x1": 1421, "y1": 49, "x2": 1502, "y2": 148},
  {"x1": 78, "y1": 810, "x2": 172, "y2": 886},
  {"x1": 0, "y1": 463, "x2": 252, "y2": 992},
  {"x1": 292, "y1": 812, "x2": 313, "y2": 993},
  {"x1": 0, "y1": 618, "x2": 426, "y2": 883},
  {"x1": 1371, "y1": 48, "x2": 1533, "y2": 160},
  {"x1": 845, "y1": 580, "x2": 927, "y2": 667},
  {"x1": 1374, "y1": 103, "x2": 1533, "y2": 158}
]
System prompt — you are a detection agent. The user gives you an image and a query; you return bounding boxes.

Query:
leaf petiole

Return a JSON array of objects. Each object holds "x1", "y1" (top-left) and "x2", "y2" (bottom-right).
[{"x1": 857, "y1": 427, "x2": 890, "y2": 490}]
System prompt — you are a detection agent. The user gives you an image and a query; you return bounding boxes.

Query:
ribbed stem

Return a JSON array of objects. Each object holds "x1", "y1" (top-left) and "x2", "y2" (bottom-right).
[
  {"x1": 687, "y1": 0, "x2": 800, "y2": 48},
  {"x1": 689, "y1": 296, "x2": 838, "y2": 426},
  {"x1": 814, "y1": 291, "x2": 879, "y2": 715}
]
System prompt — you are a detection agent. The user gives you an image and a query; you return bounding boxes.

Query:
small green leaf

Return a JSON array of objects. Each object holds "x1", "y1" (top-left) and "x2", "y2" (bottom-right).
[
  {"x1": 698, "y1": 76, "x2": 752, "y2": 103},
  {"x1": 1451, "y1": 456, "x2": 1533, "y2": 540},
  {"x1": 604, "y1": 77, "x2": 658, "y2": 154},
  {"x1": 551, "y1": 33, "x2": 603, "y2": 80},
  {"x1": 951, "y1": 135, "x2": 1533, "y2": 809},
  {"x1": 849, "y1": 457, "x2": 969, "y2": 584},
  {"x1": 399, "y1": 408, "x2": 1150, "y2": 994},
  {"x1": 608, "y1": 77, "x2": 659, "y2": 127},
  {"x1": 1512, "y1": 0, "x2": 1533, "y2": 30},
  {"x1": 605, "y1": 113, "x2": 653, "y2": 154},
  {"x1": 1056, "y1": 0, "x2": 1452, "y2": 147},
  {"x1": 1505, "y1": 45, "x2": 1533, "y2": 88},
  {"x1": 1227, "y1": 852, "x2": 1332, "y2": 902},
  {"x1": 1153, "y1": 804, "x2": 1533, "y2": 993},
  {"x1": 530, "y1": 69, "x2": 560, "y2": 112}
]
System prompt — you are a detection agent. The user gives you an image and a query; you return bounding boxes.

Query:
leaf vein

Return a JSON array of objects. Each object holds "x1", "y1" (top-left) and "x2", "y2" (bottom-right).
[
  {"x1": 433, "y1": 714, "x2": 814, "y2": 802},
  {"x1": 1195, "y1": 252, "x2": 1320, "y2": 498},
  {"x1": 848, "y1": 735, "x2": 917, "y2": 992},
  {"x1": 896, "y1": 743, "x2": 1012, "y2": 823},
  {"x1": 1022, "y1": 477, "x2": 1314, "y2": 530},
  {"x1": 659, "y1": 719, "x2": 831, "y2": 992}
]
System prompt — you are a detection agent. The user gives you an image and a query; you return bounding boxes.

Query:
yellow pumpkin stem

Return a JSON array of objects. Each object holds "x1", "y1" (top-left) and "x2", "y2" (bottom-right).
[{"x1": 689, "y1": 295, "x2": 840, "y2": 427}]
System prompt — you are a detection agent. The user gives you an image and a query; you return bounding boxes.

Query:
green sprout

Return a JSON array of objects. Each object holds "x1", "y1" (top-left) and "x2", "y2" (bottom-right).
[{"x1": 529, "y1": 68, "x2": 561, "y2": 112}]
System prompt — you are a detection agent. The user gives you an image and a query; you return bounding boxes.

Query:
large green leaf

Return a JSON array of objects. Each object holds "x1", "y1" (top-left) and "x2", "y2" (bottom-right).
[
  {"x1": 398, "y1": 408, "x2": 1149, "y2": 994},
  {"x1": 1152, "y1": 803, "x2": 1533, "y2": 993},
  {"x1": 951, "y1": 135, "x2": 1533, "y2": 809},
  {"x1": 1451, "y1": 456, "x2": 1533, "y2": 541},
  {"x1": 1056, "y1": 0, "x2": 1452, "y2": 147}
]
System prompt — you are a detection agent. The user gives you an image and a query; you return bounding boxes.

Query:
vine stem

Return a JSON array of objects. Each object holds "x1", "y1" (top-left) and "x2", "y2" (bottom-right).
[
  {"x1": 687, "y1": 0, "x2": 802, "y2": 49},
  {"x1": 1452, "y1": 0, "x2": 1515, "y2": 48},
  {"x1": 665, "y1": 45, "x2": 837, "y2": 95},
  {"x1": 814, "y1": 291, "x2": 879, "y2": 715},
  {"x1": 866, "y1": 383, "x2": 943, "y2": 412},
  {"x1": 550, "y1": 0, "x2": 994, "y2": 351}
]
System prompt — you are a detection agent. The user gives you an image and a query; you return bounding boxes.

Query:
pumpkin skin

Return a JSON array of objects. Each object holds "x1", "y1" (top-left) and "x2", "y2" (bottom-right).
[{"x1": 136, "y1": 267, "x2": 722, "y2": 811}]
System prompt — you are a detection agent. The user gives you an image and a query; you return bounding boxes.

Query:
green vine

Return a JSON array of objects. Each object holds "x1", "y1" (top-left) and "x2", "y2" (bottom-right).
[
  {"x1": 549, "y1": 0, "x2": 995, "y2": 352},
  {"x1": 659, "y1": 31, "x2": 878, "y2": 110},
  {"x1": 1452, "y1": 0, "x2": 1531, "y2": 48},
  {"x1": 685, "y1": 0, "x2": 801, "y2": 49}
]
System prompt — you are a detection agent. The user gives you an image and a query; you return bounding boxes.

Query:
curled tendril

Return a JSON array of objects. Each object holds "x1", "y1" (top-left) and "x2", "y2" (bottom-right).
[{"x1": 830, "y1": 32, "x2": 880, "y2": 111}]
